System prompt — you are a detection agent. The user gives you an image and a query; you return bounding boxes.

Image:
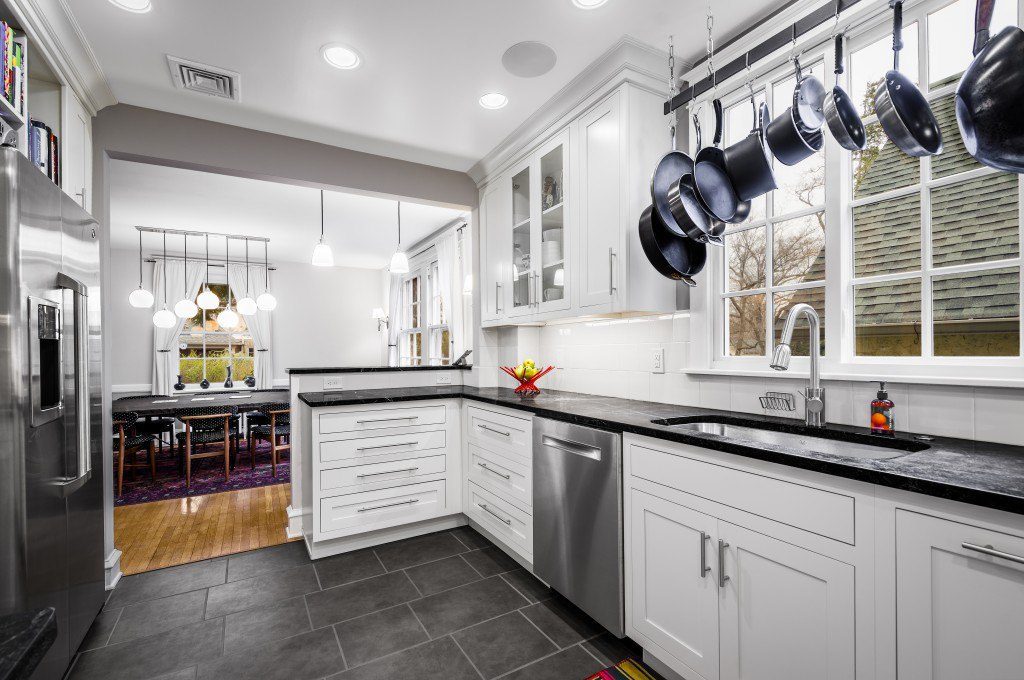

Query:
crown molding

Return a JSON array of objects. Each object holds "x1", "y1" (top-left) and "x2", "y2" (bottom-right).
[{"x1": 468, "y1": 35, "x2": 682, "y2": 187}]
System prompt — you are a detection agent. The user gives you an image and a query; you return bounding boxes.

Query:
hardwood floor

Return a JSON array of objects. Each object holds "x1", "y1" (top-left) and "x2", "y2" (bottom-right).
[{"x1": 114, "y1": 483, "x2": 295, "y2": 576}]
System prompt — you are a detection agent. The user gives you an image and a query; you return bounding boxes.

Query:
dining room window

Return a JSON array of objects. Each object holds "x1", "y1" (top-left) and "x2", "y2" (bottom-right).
[
  {"x1": 428, "y1": 260, "x2": 451, "y2": 365},
  {"x1": 398, "y1": 256, "x2": 452, "y2": 367},
  {"x1": 399, "y1": 274, "x2": 423, "y2": 366},
  {"x1": 178, "y1": 283, "x2": 255, "y2": 385}
]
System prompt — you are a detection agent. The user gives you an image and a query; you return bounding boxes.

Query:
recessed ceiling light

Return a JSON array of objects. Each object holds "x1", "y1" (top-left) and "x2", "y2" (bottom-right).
[
  {"x1": 321, "y1": 44, "x2": 362, "y2": 70},
  {"x1": 479, "y1": 92, "x2": 509, "y2": 109},
  {"x1": 572, "y1": 0, "x2": 609, "y2": 8},
  {"x1": 108, "y1": 0, "x2": 151, "y2": 12}
]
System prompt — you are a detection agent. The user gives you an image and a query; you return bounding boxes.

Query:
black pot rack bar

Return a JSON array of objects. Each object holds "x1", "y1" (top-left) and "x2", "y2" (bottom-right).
[{"x1": 664, "y1": 0, "x2": 866, "y2": 115}]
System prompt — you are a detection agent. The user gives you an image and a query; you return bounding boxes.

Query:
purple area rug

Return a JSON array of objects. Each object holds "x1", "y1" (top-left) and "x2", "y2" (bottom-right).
[{"x1": 114, "y1": 442, "x2": 289, "y2": 506}]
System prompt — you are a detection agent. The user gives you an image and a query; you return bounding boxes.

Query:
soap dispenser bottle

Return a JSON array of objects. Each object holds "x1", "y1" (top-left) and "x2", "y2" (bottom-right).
[{"x1": 870, "y1": 382, "x2": 895, "y2": 435}]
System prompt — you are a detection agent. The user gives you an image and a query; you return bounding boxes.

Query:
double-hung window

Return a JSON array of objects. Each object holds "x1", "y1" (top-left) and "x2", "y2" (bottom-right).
[
  {"x1": 178, "y1": 282, "x2": 255, "y2": 386},
  {"x1": 399, "y1": 274, "x2": 423, "y2": 366},
  {"x1": 427, "y1": 261, "x2": 451, "y2": 365},
  {"x1": 398, "y1": 256, "x2": 452, "y2": 366}
]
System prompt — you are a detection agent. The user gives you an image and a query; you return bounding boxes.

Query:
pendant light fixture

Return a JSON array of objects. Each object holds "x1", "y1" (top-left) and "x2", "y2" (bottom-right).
[
  {"x1": 389, "y1": 201, "x2": 409, "y2": 274},
  {"x1": 216, "y1": 236, "x2": 240, "y2": 330},
  {"x1": 256, "y1": 239, "x2": 278, "y2": 311},
  {"x1": 196, "y1": 234, "x2": 220, "y2": 310},
  {"x1": 128, "y1": 229, "x2": 154, "y2": 308},
  {"x1": 310, "y1": 190, "x2": 334, "y2": 267},
  {"x1": 174, "y1": 233, "x2": 199, "y2": 318},
  {"x1": 236, "y1": 238, "x2": 258, "y2": 315},
  {"x1": 152, "y1": 233, "x2": 177, "y2": 328}
]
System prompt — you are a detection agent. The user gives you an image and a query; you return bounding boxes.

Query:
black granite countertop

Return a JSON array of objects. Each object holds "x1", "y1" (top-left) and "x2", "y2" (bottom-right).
[
  {"x1": 299, "y1": 385, "x2": 1024, "y2": 516},
  {"x1": 286, "y1": 365, "x2": 471, "y2": 375},
  {"x1": 0, "y1": 608, "x2": 56, "y2": 680}
]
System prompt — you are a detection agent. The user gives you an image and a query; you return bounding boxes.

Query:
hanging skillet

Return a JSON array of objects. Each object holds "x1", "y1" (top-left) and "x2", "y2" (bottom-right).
[
  {"x1": 695, "y1": 99, "x2": 750, "y2": 225},
  {"x1": 791, "y1": 53, "x2": 827, "y2": 133},
  {"x1": 875, "y1": 0, "x2": 942, "y2": 157},
  {"x1": 956, "y1": 0, "x2": 1024, "y2": 173},
  {"x1": 638, "y1": 204, "x2": 705, "y2": 285},
  {"x1": 824, "y1": 33, "x2": 867, "y2": 151}
]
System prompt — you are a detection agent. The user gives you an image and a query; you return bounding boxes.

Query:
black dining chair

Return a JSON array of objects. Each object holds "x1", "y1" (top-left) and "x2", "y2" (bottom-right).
[
  {"x1": 116, "y1": 395, "x2": 176, "y2": 460},
  {"x1": 248, "y1": 407, "x2": 290, "y2": 477},
  {"x1": 113, "y1": 411, "x2": 157, "y2": 498},
  {"x1": 174, "y1": 404, "x2": 238, "y2": 489}
]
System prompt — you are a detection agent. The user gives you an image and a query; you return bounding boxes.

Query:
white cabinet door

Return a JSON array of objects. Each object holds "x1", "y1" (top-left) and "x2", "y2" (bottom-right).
[
  {"x1": 629, "y1": 489, "x2": 720, "y2": 680},
  {"x1": 508, "y1": 156, "x2": 536, "y2": 319},
  {"x1": 481, "y1": 173, "x2": 511, "y2": 323},
  {"x1": 896, "y1": 510, "x2": 1024, "y2": 680},
  {"x1": 576, "y1": 91, "x2": 622, "y2": 309},
  {"x1": 62, "y1": 88, "x2": 92, "y2": 212},
  {"x1": 718, "y1": 521, "x2": 855, "y2": 680},
  {"x1": 535, "y1": 129, "x2": 570, "y2": 314}
]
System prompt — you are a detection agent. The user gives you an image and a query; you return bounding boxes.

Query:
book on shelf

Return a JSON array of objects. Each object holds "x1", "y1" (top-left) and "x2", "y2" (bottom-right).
[
  {"x1": 1, "y1": 22, "x2": 25, "y2": 118},
  {"x1": 28, "y1": 119, "x2": 59, "y2": 185}
]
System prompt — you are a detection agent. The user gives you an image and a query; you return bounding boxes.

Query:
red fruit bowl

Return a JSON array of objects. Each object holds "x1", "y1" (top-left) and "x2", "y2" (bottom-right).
[{"x1": 500, "y1": 365, "x2": 555, "y2": 396}]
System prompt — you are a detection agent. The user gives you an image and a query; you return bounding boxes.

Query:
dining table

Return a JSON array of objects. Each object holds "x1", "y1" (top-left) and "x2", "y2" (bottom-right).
[{"x1": 112, "y1": 389, "x2": 290, "y2": 418}]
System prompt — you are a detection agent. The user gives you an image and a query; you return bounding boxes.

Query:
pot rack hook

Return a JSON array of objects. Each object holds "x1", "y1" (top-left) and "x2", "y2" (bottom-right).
[
  {"x1": 705, "y1": 5, "x2": 716, "y2": 90},
  {"x1": 830, "y1": 0, "x2": 841, "y2": 38}
]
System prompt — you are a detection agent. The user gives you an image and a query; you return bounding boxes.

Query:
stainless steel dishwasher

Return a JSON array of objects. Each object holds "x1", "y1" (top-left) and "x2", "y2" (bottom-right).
[{"x1": 533, "y1": 418, "x2": 624, "y2": 637}]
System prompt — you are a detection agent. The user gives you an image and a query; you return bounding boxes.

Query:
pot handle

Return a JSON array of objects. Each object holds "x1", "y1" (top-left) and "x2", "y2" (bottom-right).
[
  {"x1": 834, "y1": 35, "x2": 845, "y2": 77},
  {"x1": 891, "y1": 1, "x2": 904, "y2": 70},
  {"x1": 974, "y1": 0, "x2": 996, "y2": 55},
  {"x1": 693, "y1": 114, "x2": 702, "y2": 152},
  {"x1": 712, "y1": 99, "x2": 723, "y2": 147}
]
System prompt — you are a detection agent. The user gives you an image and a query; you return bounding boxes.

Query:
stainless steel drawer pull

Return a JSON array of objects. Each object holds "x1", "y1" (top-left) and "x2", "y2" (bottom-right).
[
  {"x1": 541, "y1": 435, "x2": 601, "y2": 461},
  {"x1": 357, "y1": 498, "x2": 419, "y2": 513},
  {"x1": 962, "y1": 542, "x2": 1024, "y2": 565},
  {"x1": 718, "y1": 540, "x2": 729, "y2": 588},
  {"x1": 699, "y1": 531, "x2": 711, "y2": 578},
  {"x1": 478, "y1": 503, "x2": 512, "y2": 525},
  {"x1": 356, "y1": 416, "x2": 418, "y2": 424},
  {"x1": 356, "y1": 467, "x2": 419, "y2": 478},
  {"x1": 477, "y1": 423, "x2": 511, "y2": 437},
  {"x1": 355, "y1": 441, "x2": 417, "y2": 451},
  {"x1": 477, "y1": 462, "x2": 511, "y2": 480}
]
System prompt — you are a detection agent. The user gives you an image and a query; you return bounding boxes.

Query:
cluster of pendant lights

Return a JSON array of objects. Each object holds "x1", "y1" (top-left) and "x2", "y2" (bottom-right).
[
  {"x1": 310, "y1": 190, "x2": 408, "y2": 274},
  {"x1": 128, "y1": 228, "x2": 277, "y2": 328}
]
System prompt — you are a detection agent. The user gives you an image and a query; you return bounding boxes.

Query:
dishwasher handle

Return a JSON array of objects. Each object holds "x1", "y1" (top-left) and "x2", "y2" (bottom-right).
[{"x1": 541, "y1": 435, "x2": 602, "y2": 461}]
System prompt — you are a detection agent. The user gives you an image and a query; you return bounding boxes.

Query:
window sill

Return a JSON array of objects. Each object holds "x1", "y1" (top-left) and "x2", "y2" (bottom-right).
[{"x1": 681, "y1": 367, "x2": 1024, "y2": 389}]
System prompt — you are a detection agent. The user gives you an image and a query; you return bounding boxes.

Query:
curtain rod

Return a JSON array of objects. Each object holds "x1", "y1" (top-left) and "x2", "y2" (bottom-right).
[
  {"x1": 135, "y1": 225, "x2": 270, "y2": 243},
  {"x1": 145, "y1": 255, "x2": 277, "y2": 271}
]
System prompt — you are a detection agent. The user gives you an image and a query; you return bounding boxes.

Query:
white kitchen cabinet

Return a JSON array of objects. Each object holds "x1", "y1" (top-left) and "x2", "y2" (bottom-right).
[
  {"x1": 480, "y1": 173, "x2": 511, "y2": 323},
  {"x1": 62, "y1": 88, "x2": 92, "y2": 213},
  {"x1": 895, "y1": 509, "x2": 1024, "y2": 680},
  {"x1": 718, "y1": 521, "x2": 855, "y2": 680},
  {"x1": 629, "y1": 489, "x2": 720, "y2": 680}
]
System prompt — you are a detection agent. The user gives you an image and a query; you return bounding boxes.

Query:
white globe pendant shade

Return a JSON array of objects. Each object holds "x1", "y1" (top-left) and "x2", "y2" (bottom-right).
[
  {"x1": 216, "y1": 307, "x2": 240, "y2": 330},
  {"x1": 152, "y1": 307, "x2": 176, "y2": 329},
  {"x1": 129, "y1": 286, "x2": 154, "y2": 308},
  {"x1": 174, "y1": 298, "x2": 198, "y2": 319},
  {"x1": 389, "y1": 251, "x2": 409, "y2": 274},
  {"x1": 256, "y1": 292, "x2": 278, "y2": 311},
  {"x1": 197, "y1": 287, "x2": 219, "y2": 310},
  {"x1": 236, "y1": 296, "x2": 258, "y2": 316},
  {"x1": 311, "y1": 240, "x2": 334, "y2": 267}
]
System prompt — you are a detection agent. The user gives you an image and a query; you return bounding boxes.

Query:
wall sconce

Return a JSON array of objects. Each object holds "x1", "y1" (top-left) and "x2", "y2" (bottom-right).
[{"x1": 371, "y1": 307, "x2": 389, "y2": 332}]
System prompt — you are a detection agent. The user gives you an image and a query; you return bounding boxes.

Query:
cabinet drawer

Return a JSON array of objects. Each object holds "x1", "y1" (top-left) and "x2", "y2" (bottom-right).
[
  {"x1": 630, "y1": 442, "x2": 855, "y2": 544},
  {"x1": 320, "y1": 430, "x2": 446, "y2": 466},
  {"x1": 319, "y1": 405, "x2": 446, "y2": 434},
  {"x1": 319, "y1": 481, "x2": 446, "y2": 537},
  {"x1": 466, "y1": 406, "x2": 531, "y2": 459},
  {"x1": 467, "y1": 443, "x2": 531, "y2": 511},
  {"x1": 320, "y1": 454, "x2": 446, "y2": 493},
  {"x1": 466, "y1": 481, "x2": 532, "y2": 560}
]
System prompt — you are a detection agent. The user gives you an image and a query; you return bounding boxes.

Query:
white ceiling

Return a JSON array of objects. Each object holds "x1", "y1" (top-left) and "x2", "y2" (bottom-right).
[
  {"x1": 69, "y1": 0, "x2": 783, "y2": 171},
  {"x1": 108, "y1": 160, "x2": 467, "y2": 268}
]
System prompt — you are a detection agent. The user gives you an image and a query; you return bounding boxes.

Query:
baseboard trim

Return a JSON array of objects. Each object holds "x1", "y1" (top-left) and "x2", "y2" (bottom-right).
[
  {"x1": 285, "y1": 504, "x2": 304, "y2": 539},
  {"x1": 104, "y1": 548, "x2": 123, "y2": 591},
  {"x1": 303, "y1": 514, "x2": 466, "y2": 560}
]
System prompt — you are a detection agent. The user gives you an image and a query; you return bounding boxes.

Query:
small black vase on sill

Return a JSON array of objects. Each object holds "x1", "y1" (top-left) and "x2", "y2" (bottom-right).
[
  {"x1": 244, "y1": 375, "x2": 256, "y2": 388},
  {"x1": 200, "y1": 378, "x2": 210, "y2": 389},
  {"x1": 173, "y1": 374, "x2": 185, "y2": 391},
  {"x1": 224, "y1": 366, "x2": 234, "y2": 389}
]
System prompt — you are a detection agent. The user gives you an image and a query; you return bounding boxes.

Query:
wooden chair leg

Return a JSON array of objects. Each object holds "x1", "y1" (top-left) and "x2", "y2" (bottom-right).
[
  {"x1": 149, "y1": 441, "x2": 157, "y2": 480},
  {"x1": 185, "y1": 429, "x2": 192, "y2": 489},
  {"x1": 223, "y1": 423, "x2": 230, "y2": 482},
  {"x1": 117, "y1": 443, "x2": 125, "y2": 498}
]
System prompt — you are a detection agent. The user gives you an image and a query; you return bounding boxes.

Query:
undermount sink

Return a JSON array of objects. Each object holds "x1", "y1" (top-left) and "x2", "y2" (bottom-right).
[{"x1": 650, "y1": 416, "x2": 929, "y2": 460}]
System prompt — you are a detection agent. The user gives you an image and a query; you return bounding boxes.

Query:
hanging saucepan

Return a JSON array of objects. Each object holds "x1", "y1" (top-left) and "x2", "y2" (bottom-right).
[
  {"x1": 766, "y1": 106, "x2": 824, "y2": 166},
  {"x1": 956, "y1": 0, "x2": 1024, "y2": 173},
  {"x1": 791, "y1": 54, "x2": 827, "y2": 133},
  {"x1": 638, "y1": 204, "x2": 705, "y2": 285},
  {"x1": 695, "y1": 99, "x2": 750, "y2": 225},
  {"x1": 651, "y1": 117, "x2": 695, "y2": 238},
  {"x1": 666, "y1": 172, "x2": 719, "y2": 244},
  {"x1": 824, "y1": 34, "x2": 867, "y2": 151},
  {"x1": 688, "y1": 114, "x2": 731, "y2": 233},
  {"x1": 723, "y1": 96, "x2": 777, "y2": 201},
  {"x1": 875, "y1": 1, "x2": 942, "y2": 157}
]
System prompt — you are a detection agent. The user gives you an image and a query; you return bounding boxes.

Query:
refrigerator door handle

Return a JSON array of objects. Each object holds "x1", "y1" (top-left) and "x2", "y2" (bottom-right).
[{"x1": 57, "y1": 272, "x2": 91, "y2": 495}]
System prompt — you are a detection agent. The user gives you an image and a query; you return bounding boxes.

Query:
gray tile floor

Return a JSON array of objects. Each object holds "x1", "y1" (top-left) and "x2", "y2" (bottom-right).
[{"x1": 71, "y1": 526, "x2": 654, "y2": 680}]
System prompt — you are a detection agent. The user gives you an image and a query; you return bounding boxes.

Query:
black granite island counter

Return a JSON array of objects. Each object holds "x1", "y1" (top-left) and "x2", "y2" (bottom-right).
[
  {"x1": 286, "y1": 365, "x2": 471, "y2": 375},
  {"x1": 298, "y1": 385, "x2": 1024, "y2": 516}
]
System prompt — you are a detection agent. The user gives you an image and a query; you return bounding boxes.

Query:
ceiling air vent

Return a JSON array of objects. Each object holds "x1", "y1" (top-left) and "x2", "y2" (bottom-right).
[{"x1": 167, "y1": 56, "x2": 240, "y2": 101}]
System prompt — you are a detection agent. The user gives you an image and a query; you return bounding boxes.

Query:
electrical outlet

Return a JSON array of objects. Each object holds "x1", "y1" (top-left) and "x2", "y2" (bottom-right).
[
  {"x1": 651, "y1": 346, "x2": 665, "y2": 374},
  {"x1": 323, "y1": 377, "x2": 344, "y2": 391},
  {"x1": 436, "y1": 374, "x2": 453, "y2": 384}
]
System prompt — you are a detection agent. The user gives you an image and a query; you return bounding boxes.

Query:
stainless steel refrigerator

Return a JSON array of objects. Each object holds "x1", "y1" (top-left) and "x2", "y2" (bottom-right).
[{"x1": 0, "y1": 146, "x2": 105, "y2": 679}]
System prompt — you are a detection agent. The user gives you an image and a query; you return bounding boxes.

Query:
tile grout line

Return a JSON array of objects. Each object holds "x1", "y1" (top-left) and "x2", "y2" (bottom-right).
[
  {"x1": 303, "y1": 593, "x2": 316, "y2": 631},
  {"x1": 579, "y1": 640, "x2": 607, "y2": 666},
  {"x1": 102, "y1": 606, "x2": 125, "y2": 648},
  {"x1": 448, "y1": 634, "x2": 486, "y2": 680},
  {"x1": 460, "y1": 552, "x2": 487, "y2": 578},
  {"x1": 515, "y1": 608, "x2": 562, "y2": 650},
  {"x1": 331, "y1": 623, "x2": 348, "y2": 671},
  {"x1": 498, "y1": 572, "x2": 535, "y2": 604},
  {"x1": 403, "y1": 568, "x2": 424, "y2": 598},
  {"x1": 406, "y1": 602, "x2": 432, "y2": 640},
  {"x1": 492, "y1": 645, "x2": 574, "y2": 680},
  {"x1": 448, "y1": 529, "x2": 473, "y2": 551}
]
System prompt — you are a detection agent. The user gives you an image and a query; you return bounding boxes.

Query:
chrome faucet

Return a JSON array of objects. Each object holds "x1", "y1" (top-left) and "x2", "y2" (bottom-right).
[{"x1": 770, "y1": 303, "x2": 825, "y2": 427}]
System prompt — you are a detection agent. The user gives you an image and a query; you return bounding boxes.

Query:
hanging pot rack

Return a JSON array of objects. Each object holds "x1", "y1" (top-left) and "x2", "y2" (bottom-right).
[{"x1": 136, "y1": 226, "x2": 275, "y2": 268}]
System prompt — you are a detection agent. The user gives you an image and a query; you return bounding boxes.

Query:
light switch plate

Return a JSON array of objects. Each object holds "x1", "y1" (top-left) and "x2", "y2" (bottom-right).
[
  {"x1": 436, "y1": 374, "x2": 452, "y2": 384},
  {"x1": 651, "y1": 346, "x2": 665, "y2": 374},
  {"x1": 323, "y1": 377, "x2": 344, "y2": 391}
]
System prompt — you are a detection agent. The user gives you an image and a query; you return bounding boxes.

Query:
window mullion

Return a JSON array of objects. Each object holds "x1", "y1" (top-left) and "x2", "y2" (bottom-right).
[{"x1": 921, "y1": 149, "x2": 934, "y2": 359}]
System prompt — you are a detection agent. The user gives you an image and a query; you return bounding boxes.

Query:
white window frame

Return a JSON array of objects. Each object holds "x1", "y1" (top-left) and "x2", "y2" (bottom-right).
[
  {"x1": 397, "y1": 248, "x2": 453, "y2": 366},
  {"x1": 178, "y1": 271, "x2": 256, "y2": 388},
  {"x1": 398, "y1": 271, "x2": 424, "y2": 366},
  {"x1": 688, "y1": 0, "x2": 1024, "y2": 386}
]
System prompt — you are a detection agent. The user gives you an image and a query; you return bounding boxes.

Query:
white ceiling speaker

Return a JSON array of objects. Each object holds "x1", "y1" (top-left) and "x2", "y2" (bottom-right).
[
  {"x1": 502, "y1": 42, "x2": 557, "y2": 78},
  {"x1": 479, "y1": 92, "x2": 509, "y2": 110},
  {"x1": 322, "y1": 44, "x2": 362, "y2": 70},
  {"x1": 108, "y1": 0, "x2": 151, "y2": 12}
]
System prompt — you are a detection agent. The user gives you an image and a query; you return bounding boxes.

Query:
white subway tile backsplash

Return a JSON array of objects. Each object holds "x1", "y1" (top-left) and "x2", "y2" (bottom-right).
[
  {"x1": 730, "y1": 377, "x2": 767, "y2": 415},
  {"x1": 906, "y1": 384, "x2": 975, "y2": 439},
  {"x1": 974, "y1": 388, "x2": 1024, "y2": 446},
  {"x1": 650, "y1": 371, "x2": 701, "y2": 406},
  {"x1": 700, "y1": 375, "x2": 732, "y2": 410}
]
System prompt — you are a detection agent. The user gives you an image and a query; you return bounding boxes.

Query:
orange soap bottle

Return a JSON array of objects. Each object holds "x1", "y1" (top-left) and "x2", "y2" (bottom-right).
[{"x1": 870, "y1": 381, "x2": 895, "y2": 435}]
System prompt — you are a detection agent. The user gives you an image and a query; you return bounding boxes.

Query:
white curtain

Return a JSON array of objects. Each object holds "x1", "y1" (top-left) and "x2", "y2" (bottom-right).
[
  {"x1": 434, "y1": 230, "x2": 460, "y2": 359},
  {"x1": 230, "y1": 263, "x2": 274, "y2": 389},
  {"x1": 387, "y1": 272, "x2": 403, "y2": 366},
  {"x1": 152, "y1": 259, "x2": 204, "y2": 395}
]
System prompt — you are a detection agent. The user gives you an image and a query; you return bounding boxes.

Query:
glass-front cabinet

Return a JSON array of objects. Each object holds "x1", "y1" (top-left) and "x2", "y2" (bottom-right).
[{"x1": 506, "y1": 130, "x2": 571, "y2": 318}]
